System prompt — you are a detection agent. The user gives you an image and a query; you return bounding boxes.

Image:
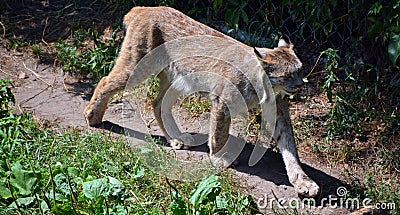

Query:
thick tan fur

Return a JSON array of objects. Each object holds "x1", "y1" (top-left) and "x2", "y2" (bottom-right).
[{"x1": 83, "y1": 6, "x2": 319, "y2": 197}]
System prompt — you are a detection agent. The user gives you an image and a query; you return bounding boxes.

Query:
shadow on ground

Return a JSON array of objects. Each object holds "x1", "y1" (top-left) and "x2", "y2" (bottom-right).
[
  {"x1": 98, "y1": 120, "x2": 345, "y2": 204},
  {"x1": 0, "y1": 0, "x2": 128, "y2": 43}
]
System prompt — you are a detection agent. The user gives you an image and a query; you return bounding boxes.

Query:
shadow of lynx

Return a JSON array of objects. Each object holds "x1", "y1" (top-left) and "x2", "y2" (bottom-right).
[{"x1": 98, "y1": 120, "x2": 346, "y2": 204}]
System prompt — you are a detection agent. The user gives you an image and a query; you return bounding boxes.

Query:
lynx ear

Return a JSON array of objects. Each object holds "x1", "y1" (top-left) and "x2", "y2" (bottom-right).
[
  {"x1": 278, "y1": 34, "x2": 292, "y2": 48},
  {"x1": 253, "y1": 47, "x2": 264, "y2": 59},
  {"x1": 254, "y1": 47, "x2": 275, "y2": 64}
]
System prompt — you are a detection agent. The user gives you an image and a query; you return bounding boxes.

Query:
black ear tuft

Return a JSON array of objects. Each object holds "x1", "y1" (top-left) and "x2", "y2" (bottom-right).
[
  {"x1": 253, "y1": 47, "x2": 263, "y2": 59},
  {"x1": 281, "y1": 34, "x2": 291, "y2": 44}
]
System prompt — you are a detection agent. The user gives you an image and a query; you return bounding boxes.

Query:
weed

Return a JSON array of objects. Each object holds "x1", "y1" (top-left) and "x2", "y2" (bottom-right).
[
  {"x1": 181, "y1": 94, "x2": 211, "y2": 118},
  {"x1": 0, "y1": 79, "x2": 14, "y2": 117},
  {"x1": 365, "y1": 172, "x2": 400, "y2": 214},
  {"x1": 167, "y1": 175, "x2": 259, "y2": 214},
  {"x1": 5, "y1": 39, "x2": 29, "y2": 52},
  {"x1": 56, "y1": 28, "x2": 122, "y2": 82},
  {"x1": 30, "y1": 44, "x2": 42, "y2": 58},
  {"x1": 135, "y1": 75, "x2": 211, "y2": 118},
  {"x1": 320, "y1": 48, "x2": 339, "y2": 103},
  {"x1": 144, "y1": 75, "x2": 159, "y2": 102}
]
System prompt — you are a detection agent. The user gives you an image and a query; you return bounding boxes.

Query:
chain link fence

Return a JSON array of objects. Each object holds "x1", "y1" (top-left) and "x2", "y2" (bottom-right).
[
  {"x1": 186, "y1": 0, "x2": 371, "y2": 55},
  {"x1": 263, "y1": 1, "x2": 367, "y2": 50}
]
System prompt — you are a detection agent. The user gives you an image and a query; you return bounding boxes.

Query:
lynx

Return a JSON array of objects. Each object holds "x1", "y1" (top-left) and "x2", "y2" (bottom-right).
[{"x1": 83, "y1": 6, "x2": 319, "y2": 197}]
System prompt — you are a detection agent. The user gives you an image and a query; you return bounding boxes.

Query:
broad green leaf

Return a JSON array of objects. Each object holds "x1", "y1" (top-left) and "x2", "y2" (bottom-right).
[
  {"x1": 110, "y1": 205, "x2": 128, "y2": 215},
  {"x1": 237, "y1": 195, "x2": 257, "y2": 212},
  {"x1": 82, "y1": 178, "x2": 110, "y2": 200},
  {"x1": 10, "y1": 162, "x2": 38, "y2": 195},
  {"x1": 216, "y1": 196, "x2": 228, "y2": 210},
  {"x1": 0, "y1": 183, "x2": 12, "y2": 199},
  {"x1": 46, "y1": 189, "x2": 69, "y2": 202},
  {"x1": 54, "y1": 173, "x2": 72, "y2": 196},
  {"x1": 132, "y1": 164, "x2": 145, "y2": 179},
  {"x1": 107, "y1": 176, "x2": 124, "y2": 196},
  {"x1": 40, "y1": 200, "x2": 50, "y2": 214},
  {"x1": 224, "y1": 8, "x2": 236, "y2": 23},
  {"x1": 8, "y1": 197, "x2": 35, "y2": 209},
  {"x1": 0, "y1": 160, "x2": 7, "y2": 174},
  {"x1": 212, "y1": 0, "x2": 223, "y2": 10},
  {"x1": 233, "y1": 13, "x2": 240, "y2": 28},
  {"x1": 388, "y1": 34, "x2": 400, "y2": 65},
  {"x1": 189, "y1": 175, "x2": 221, "y2": 209},
  {"x1": 170, "y1": 191, "x2": 187, "y2": 215},
  {"x1": 67, "y1": 167, "x2": 80, "y2": 178}
]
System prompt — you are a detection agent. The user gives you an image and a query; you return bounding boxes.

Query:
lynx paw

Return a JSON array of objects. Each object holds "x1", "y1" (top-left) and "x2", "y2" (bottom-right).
[
  {"x1": 170, "y1": 133, "x2": 194, "y2": 149},
  {"x1": 83, "y1": 108, "x2": 101, "y2": 126},
  {"x1": 291, "y1": 174, "x2": 320, "y2": 197},
  {"x1": 211, "y1": 156, "x2": 236, "y2": 168}
]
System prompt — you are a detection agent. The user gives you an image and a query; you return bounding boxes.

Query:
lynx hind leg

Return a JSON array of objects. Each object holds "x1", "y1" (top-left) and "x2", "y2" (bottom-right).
[
  {"x1": 275, "y1": 99, "x2": 320, "y2": 197},
  {"x1": 208, "y1": 98, "x2": 231, "y2": 166},
  {"x1": 152, "y1": 73, "x2": 193, "y2": 149}
]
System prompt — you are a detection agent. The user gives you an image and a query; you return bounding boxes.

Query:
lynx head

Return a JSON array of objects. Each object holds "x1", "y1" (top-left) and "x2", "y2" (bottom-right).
[{"x1": 254, "y1": 36, "x2": 304, "y2": 97}]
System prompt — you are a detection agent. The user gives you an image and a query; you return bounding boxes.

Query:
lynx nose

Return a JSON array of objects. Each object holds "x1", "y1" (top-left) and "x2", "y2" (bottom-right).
[
  {"x1": 296, "y1": 77, "x2": 304, "y2": 88},
  {"x1": 292, "y1": 73, "x2": 304, "y2": 88}
]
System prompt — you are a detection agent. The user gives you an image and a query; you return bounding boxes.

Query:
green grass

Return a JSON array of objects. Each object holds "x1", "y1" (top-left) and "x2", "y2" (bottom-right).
[
  {"x1": 56, "y1": 28, "x2": 122, "y2": 82},
  {"x1": 0, "y1": 79, "x2": 258, "y2": 214}
]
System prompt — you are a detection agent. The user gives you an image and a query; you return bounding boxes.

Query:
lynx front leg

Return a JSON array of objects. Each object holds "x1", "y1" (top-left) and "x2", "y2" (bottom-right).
[
  {"x1": 275, "y1": 98, "x2": 320, "y2": 197},
  {"x1": 209, "y1": 98, "x2": 231, "y2": 166},
  {"x1": 84, "y1": 73, "x2": 128, "y2": 126},
  {"x1": 84, "y1": 32, "x2": 135, "y2": 126}
]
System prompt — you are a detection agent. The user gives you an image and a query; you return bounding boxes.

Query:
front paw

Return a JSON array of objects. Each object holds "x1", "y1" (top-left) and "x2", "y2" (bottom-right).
[
  {"x1": 291, "y1": 174, "x2": 320, "y2": 197},
  {"x1": 170, "y1": 133, "x2": 194, "y2": 149},
  {"x1": 83, "y1": 108, "x2": 101, "y2": 127}
]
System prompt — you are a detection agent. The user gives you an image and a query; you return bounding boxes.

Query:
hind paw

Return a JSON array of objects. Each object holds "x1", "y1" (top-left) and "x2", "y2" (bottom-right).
[
  {"x1": 170, "y1": 133, "x2": 194, "y2": 149},
  {"x1": 291, "y1": 174, "x2": 320, "y2": 197}
]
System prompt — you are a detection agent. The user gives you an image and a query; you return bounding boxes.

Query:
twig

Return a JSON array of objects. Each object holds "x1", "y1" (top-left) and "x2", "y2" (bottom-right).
[
  {"x1": 20, "y1": 84, "x2": 52, "y2": 105},
  {"x1": 17, "y1": 104, "x2": 24, "y2": 114},
  {"x1": 165, "y1": 177, "x2": 179, "y2": 194},
  {"x1": 41, "y1": 17, "x2": 49, "y2": 45},
  {"x1": 41, "y1": 65, "x2": 51, "y2": 72},
  {"x1": 139, "y1": 105, "x2": 152, "y2": 130},
  {"x1": 0, "y1": 21, "x2": 5, "y2": 37},
  {"x1": 23, "y1": 62, "x2": 53, "y2": 87},
  {"x1": 20, "y1": 77, "x2": 55, "y2": 105},
  {"x1": 305, "y1": 52, "x2": 324, "y2": 78}
]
